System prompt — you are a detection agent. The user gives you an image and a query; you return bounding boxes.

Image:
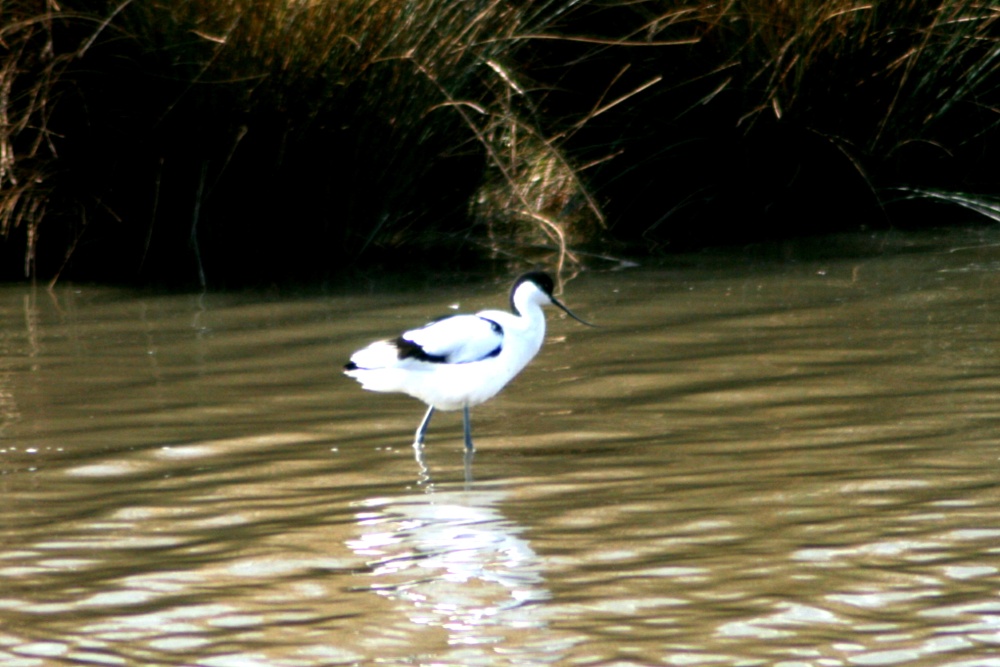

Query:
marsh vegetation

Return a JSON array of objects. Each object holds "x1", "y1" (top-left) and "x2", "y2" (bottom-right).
[{"x1": 3, "y1": 0, "x2": 1000, "y2": 285}]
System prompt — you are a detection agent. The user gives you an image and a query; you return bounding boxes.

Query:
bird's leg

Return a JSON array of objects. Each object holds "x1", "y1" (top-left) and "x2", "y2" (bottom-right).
[
  {"x1": 415, "y1": 406, "x2": 435, "y2": 446},
  {"x1": 462, "y1": 405, "x2": 475, "y2": 452}
]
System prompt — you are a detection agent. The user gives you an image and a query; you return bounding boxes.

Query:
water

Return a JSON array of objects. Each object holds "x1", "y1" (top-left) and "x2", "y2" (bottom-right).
[{"x1": 2, "y1": 228, "x2": 1000, "y2": 666}]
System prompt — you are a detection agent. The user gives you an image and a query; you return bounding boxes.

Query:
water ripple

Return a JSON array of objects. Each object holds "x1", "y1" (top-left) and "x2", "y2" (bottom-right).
[{"x1": 3, "y1": 231, "x2": 1000, "y2": 664}]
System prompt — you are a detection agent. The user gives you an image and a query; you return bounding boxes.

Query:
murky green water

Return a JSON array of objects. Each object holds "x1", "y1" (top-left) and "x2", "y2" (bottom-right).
[{"x1": 2, "y1": 229, "x2": 1000, "y2": 666}]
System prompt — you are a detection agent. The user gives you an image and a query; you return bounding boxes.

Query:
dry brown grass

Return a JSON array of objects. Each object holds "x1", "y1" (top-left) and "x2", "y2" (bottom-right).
[{"x1": 3, "y1": 0, "x2": 1000, "y2": 283}]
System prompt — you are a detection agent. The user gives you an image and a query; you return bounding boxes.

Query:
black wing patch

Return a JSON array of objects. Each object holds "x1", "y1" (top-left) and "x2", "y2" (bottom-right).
[
  {"x1": 393, "y1": 316, "x2": 504, "y2": 364},
  {"x1": 394, "y1": 336, "x2": 448, "y2": 363}
]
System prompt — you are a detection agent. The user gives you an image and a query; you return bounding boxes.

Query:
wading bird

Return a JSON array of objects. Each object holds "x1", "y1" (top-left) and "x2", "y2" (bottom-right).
[{"x1": 344, "y1": 272, "x2": 593, "y2": 451}]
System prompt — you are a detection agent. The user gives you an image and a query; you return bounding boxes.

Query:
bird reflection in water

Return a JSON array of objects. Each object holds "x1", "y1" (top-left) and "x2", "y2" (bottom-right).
[
  {"x1": 412, "y1": 440, "x2": 475, "y2": 486},
  {"x1": 347, "y1": 483, "x2": 555, "y2": 660}
]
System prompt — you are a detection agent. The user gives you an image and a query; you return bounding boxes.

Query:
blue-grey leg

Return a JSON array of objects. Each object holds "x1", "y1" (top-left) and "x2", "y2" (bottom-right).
[
  {"x1": 462, "y1": 405, "x2": 474, "y2": 451},
  {"x1": 415, "y1": 406, "x2": 435, "y2": 446}
]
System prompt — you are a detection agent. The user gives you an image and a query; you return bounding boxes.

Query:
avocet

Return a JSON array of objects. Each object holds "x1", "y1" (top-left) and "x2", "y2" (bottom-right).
[{"x1": 344, "y1": 271, "x2": 592, "y2": 451}]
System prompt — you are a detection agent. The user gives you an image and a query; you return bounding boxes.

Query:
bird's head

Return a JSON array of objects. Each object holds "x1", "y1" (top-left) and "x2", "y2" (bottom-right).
[{"x1": 510, "y1": 272, "x2": 595, "y2": 326}]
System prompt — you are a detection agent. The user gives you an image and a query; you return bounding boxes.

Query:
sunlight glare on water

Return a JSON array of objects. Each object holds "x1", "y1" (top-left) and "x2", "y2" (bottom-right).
[{"x1": 1, "y1": 228, "x2": 1000, "y2": 666}]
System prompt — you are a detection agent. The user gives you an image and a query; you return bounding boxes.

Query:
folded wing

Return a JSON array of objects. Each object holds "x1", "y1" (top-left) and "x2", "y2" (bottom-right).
[{"x1": 399, "y1": 315, "x2": 503, "y2": 364}]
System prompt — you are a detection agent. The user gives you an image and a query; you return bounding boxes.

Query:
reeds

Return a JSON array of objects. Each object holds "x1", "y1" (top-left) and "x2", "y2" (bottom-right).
[
  {"x1": 519, "y1": 0, "x2": 1000, "y2": 247},
  {"x1": 0, "y1": 0, "x2": 589, "y2": 284},
  {"x1": 2, "y1": 0, "x2": 1000, "y2": 284}
]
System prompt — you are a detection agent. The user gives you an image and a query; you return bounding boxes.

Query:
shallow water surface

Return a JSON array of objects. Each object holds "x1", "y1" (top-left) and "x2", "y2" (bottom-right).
[{"x1": 2, "y1": 230, "x2": 1000, "y2": 666}]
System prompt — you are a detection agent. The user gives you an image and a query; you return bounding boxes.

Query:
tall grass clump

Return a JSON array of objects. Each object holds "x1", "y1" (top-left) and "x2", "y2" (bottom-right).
[
  {"x1": 0, "y1": 0, "x2": 597, "y2": 285},
  {"x1": 5, "y1": 0, "x2": 1000, "y2": 284},
  {"x1": 515, "y1": 0, "x2": 1000, "y2": 249},
  {"x1": 0, "y1": 1, "x2": 70, "y2": 279}
]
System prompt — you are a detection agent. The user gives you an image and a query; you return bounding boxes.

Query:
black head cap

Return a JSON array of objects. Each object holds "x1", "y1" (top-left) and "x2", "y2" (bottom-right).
[{"x1": 510, "y1": 271, "x2": 554, "y2": 311}]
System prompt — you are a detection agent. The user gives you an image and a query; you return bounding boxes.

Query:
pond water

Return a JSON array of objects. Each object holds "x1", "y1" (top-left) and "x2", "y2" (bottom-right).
[{"x1": 2, "y1": 228, "x2": 1000, "y2": 666}]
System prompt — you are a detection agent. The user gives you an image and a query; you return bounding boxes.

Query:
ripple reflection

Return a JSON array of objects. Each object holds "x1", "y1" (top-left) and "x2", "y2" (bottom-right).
[{"x1": 348, "y1": 481, "x2": 566, "y2": 663}]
